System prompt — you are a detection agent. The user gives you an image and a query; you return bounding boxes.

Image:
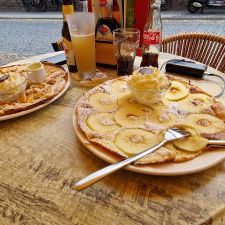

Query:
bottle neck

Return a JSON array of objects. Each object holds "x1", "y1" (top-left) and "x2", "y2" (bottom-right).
[
  {"x1": 62, "y1": 0, "x2": 72, "y2": 4},
  {"x1": 145, "y1": 3, "x2": 161, "y2": 30},
  {"x1": 100, "y1": 5, "x2": 112, "y2": 18},
  {"x1": 112, "y1": 0, "x2": 119, "y2": 10},
  {"x1": 152, "y1": 5, "x2": 161, "y2": 30},
  {"x1": 62, "y1": 0, "x2": 74, "y2": 22}
]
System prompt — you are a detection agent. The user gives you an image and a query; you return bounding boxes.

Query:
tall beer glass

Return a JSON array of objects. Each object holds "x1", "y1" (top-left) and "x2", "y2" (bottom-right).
[{"x1": 67, "y1": 13, "x2": 96, "y2": 79}]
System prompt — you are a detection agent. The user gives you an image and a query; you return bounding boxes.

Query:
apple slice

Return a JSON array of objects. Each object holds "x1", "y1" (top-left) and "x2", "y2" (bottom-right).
[{"x1": 165, "y1": 81, "x2": 189, "y2": 101}]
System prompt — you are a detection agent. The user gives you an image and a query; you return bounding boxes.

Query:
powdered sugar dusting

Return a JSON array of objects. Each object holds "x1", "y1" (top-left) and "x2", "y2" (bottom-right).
[
  {"x1": 159, "y1": 113, "x2": 170, "y2": 122},
  {"x1": 167, "y1": 102, "x2": 188, "y2": 117},
  {"x1": 201, "y1": 107, "x2": 214, "y2": 115},
  {"x1": 130, "y1": 135, "x2": 143, "y2": 143},
  {"x1": 100, "y1": 98, "x2": 111, "y2": 105},
  {"x1": 118, "y1": 85, "x2": 128, "y2": 92},
  {"x1": 144, "y1": 122, "x2": 165, "y2": 132},
  {"x1": 100, "y1": 117, "x2": 115, "y2": 126},
  {"x1": 100, "y1": 81, "x2": 111, "y2": 93},
  {"x1": 167, "y1": 102, "x2": 180, "y2": 115}
]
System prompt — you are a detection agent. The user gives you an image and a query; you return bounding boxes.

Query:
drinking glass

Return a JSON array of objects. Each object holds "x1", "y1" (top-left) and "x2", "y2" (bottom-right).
[
  {"x1": 113, "y1": 28, "x2": 140, "y2": 76},
  {"x1": 67, "y1": 13, "x2": 96, "y2": 79}
]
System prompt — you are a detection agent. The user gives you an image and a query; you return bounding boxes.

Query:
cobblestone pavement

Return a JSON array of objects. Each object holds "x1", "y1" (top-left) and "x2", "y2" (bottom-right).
[
  {"x1": 161, "y1": 8, "x2": 225, "y2": 20},
  {"x1": 0, "y1": 19, "x2": 61, "y2": 66},
  {"x1": 163, "y1": 20, "x2": 225, "y2": 37},
  {"x1": 0, "y1": 18, "x2": 225, "y2": 66}
]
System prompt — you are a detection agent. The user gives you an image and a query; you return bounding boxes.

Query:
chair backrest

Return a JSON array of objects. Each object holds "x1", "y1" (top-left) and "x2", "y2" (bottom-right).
[{"x1": 162, "y1": 33, "x2": 225, "y2": 73}]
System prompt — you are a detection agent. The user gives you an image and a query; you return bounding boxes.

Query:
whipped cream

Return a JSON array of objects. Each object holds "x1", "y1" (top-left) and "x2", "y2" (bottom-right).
[
  {"x1": 128, "y1": 66, "x2": 168, "y2": 91},
  {"x1": 127, "y1": 67, "x2": 168, "y2": 105},
  {"x1": 0, "y1": 72, "x2": 25, "y2": 92}
]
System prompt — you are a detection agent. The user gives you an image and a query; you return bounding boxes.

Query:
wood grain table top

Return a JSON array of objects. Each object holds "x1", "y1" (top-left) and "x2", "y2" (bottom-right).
[{"x1": 0, "y1": 52, "x2": 224, "y2": 225}]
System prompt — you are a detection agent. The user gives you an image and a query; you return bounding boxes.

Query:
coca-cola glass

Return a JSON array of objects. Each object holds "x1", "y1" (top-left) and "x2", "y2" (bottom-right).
[{"x1": 113, "y1": 28, "x2": 140, "y2": 76}]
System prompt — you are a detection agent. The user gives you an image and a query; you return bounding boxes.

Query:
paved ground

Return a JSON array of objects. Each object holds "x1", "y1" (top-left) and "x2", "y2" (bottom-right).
[
  {"x1": 0, "y1": 10, "x2": 225, "y2": 66},
  {"x1": 0, "y1": 19, "x2": 62, "y2": 66},
  {"x1": 163, "y1": 20, "x2": 225, "y2": 37},
  {"x1": 162, "y1": 8, "x2": 225, "y2": 20},
  {"x1": 0, "y1": 11, "x2": 62, "y2": 20}
]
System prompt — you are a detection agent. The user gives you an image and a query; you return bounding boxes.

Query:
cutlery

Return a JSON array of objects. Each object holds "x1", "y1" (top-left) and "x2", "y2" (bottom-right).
[
  {"x1": 208, "y1": 140, "x2": 225, "y2": 147},
  {"x1": 73, "y1": 128, "x2": 190, "y2": 191}
]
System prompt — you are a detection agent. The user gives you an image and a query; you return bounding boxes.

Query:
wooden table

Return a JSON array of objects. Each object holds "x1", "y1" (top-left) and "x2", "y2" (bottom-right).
[{"x1": 0, "y1": 52, "x2": 224, "y2": 225}]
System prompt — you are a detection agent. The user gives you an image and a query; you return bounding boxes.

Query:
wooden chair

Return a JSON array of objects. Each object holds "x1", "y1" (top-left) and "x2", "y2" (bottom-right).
[{"x1": 162, "y1": 33, "x2": 225, "y2": 73}]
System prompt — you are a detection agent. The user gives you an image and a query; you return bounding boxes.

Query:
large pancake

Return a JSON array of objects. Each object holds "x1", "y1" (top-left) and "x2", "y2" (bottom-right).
[{"x1": 75, "y1": 76, "x2": 225, "y2": 164}]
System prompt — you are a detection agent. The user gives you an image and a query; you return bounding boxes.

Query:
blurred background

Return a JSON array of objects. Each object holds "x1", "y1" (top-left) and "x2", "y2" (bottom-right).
[{"x1": 0, "y1": 0, "x2": 224, "y2": 66}]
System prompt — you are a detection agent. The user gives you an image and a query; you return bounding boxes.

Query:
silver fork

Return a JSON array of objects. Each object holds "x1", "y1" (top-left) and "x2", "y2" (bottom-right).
[{"x1": 73, "y1": 128, "x2": 190, "y2": 191}]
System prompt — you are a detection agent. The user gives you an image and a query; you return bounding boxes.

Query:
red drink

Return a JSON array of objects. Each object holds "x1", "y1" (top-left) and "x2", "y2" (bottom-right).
[
  {"x1": 140, "y1": 52, "x2": 159, "y2": 68},
  {"x1": 117, "y1": 56, "x2": 134, "y2": 76},
  {"x1": 113, "y1": 28, "x2": 140, "y2": 76}
]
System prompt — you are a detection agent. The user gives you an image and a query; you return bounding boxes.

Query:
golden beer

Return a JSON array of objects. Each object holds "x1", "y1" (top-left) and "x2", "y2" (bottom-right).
[{"x1": 71, "y1": 33, "x2": 96, "y2": 77}]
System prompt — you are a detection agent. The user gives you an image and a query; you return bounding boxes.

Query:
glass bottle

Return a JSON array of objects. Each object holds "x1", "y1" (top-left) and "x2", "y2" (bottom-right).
[
  {"x1": 95, "y1": 0, "x2": 119, "y2": 42},
  {"x1": 112, "y1": 0, "x2": 120, "y2": 25},
  {"x1": 140, "y1": 3, "x2": 162, "y2": 68},
  {"x1": 62, "y1": 0, "x2": 77, "y2": 72}
]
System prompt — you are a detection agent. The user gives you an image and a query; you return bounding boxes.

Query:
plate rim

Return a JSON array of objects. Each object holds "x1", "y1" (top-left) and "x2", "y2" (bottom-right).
[{"x1": 0, "y1": 74, "x2": 70, "y2": 121}]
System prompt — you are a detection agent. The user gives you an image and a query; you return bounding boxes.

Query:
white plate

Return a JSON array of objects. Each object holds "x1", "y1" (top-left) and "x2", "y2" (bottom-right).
[
  {"x1": 0, "y1": 76, "x2": 70, "y2": 121},
  {"x1": 73, "y1": 112, "x2": 225, "y2": 176}
]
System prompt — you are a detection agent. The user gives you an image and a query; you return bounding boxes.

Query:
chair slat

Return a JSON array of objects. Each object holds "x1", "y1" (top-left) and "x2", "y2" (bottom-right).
[
  {"x1": 186, "y1": 35, "x2": 195, "y2": 59},
  {"x1": 204, "y1": 37, "x2": 215, "y2": 65},
  {"x1": 173, "y1": 37, "x2": 178, "y2": 55},
  {"x1": 211, "y1": 44, "x2": 225, "y2": 68},
  {"x1": 193, "y1": 38, "x2": 203, "y2": 61},
  {"x1": 198, "y1": 36, "x2": 208, "y2": 63}
]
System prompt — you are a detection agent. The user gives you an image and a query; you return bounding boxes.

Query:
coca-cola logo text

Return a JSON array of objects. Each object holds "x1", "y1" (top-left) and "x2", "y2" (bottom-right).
[{"x1": 143, "y1": 31, "x2": 161, "y2": 45}]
